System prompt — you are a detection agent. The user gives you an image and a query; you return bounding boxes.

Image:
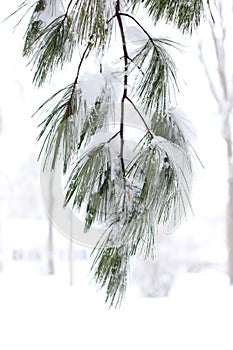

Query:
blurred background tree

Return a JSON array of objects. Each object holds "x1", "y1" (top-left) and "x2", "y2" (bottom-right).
[{"x1": 198, "y1": 0, "x2": 233, "y2": 283}]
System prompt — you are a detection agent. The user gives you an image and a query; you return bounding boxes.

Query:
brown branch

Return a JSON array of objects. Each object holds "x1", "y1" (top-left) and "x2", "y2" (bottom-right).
[
  {"x1": 64, "y1": 0, "x2": 74, "y2": 18},
  {"x1": 65, "y1": 36, "x2": 93, "y2": 119},
  {"x1": 106, "y1": 131, "x2": 120, "y2": 144},
  {"x1": 116, "y1": 0, "x2": 128, "y2": 211},
  {"x1": 56, "y1": 0, "x2": 74, "y2": 31},
  {"x1": 118, "y1": 12, "x2": 159, "y2": 56}
]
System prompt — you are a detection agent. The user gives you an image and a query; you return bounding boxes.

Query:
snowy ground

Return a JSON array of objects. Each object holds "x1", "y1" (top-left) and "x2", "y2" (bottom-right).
[
  {"x1": 0, "y1": 218, "x2": 232, "y2": 350},
  {"x1": 0, "y1": 267, "x2": 232, "y2": 350}
]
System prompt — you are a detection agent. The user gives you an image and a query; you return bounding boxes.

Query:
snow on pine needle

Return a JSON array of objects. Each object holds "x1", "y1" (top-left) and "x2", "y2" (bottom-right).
[{"x1": 8, "y1": 0, "x2": 208, "y2": 308}]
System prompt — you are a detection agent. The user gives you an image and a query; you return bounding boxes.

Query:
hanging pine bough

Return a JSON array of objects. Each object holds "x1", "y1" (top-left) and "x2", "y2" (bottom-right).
[{"x1": 9, "y1": 0, "x2": 210, "y2": 307}]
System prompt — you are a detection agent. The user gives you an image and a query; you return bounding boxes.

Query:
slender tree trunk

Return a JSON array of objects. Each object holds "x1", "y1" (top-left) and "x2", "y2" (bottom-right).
[
  {"x1": 69, "y1": 211, "x2": 73, "y2": 285},
  {"x1": 0, "y1": 111, "x2": 3, "y2": 272},
  {"x1": 48, "y1": 172, "x2": 55, "y2": 274},
  {"x1": 223, "y1": 116, "x2": 233, "y2": 283},
  {"x1": 227, "y1": 174, "x2": 233, "y2": 283},
  {"x1": 225, "y1": 140, "x2": 233, "y2": 282},
  {"x1": 0, "y1": 198, "x2": 3, "y2": 272},
  {"x1": 198, "y1": 2, "x2": 233, "y2": 284}
]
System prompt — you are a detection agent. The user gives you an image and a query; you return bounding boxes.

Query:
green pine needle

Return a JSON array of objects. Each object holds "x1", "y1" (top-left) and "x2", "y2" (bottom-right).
[
  {"x1": 130, "y1": 0, "x2": 205, "y2": 33},
  {"x1": 35, "y1": 84, "x2": 82, "y2": 172},
  {"x1": 132, "y1": 37, "x2": 178, "y2": 115}
]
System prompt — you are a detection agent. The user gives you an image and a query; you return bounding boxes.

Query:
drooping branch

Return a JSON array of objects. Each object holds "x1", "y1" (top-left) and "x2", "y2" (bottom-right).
[
  {"x1": 65, "y1": 36, "x2": 93, "y2": 119},
  {"x1": 118, "y1": 12, "x2": 159, "y2": 56},
  {"x1": 126, "y1": 96, "x2": 154, "y2": 139},
  {"x1": 8, "y1": 0, "x2": 202, "y2": 309},
  {"x1": 115, "y1": 0, "x2": 128, "y2": 209}
]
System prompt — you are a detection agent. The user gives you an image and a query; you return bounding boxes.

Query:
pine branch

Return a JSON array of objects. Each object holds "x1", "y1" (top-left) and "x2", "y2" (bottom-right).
[
  {"x1": 91, "y1": 246, "x2": 129, "y2": 308},
  {"x1": 116, "y1": 0, "x2": 128, "y2": 210},
  {"x1": 78, "y1": 85, "x2": 115, "y2": 150},
  {"x1": 132, "y1": 37, "x2": 178, "y2": 115},
  {"x1": 119, "y1": 12, "x2": 160, "y2": 55},
  {"x1": 2, "y1": 0, "x2": 34, "y2": 25},
  {"x1": 22, "y1": 0, "x2": 114, "y2": 87},
  {"x1": 35, "y1": 39, "x2": 93, "y2": 172},
  {"x1": 126, "y1": 96, "x2": 154, "y2": 138},
  {"x1": 151, "y1": 109, "x2": 191, "y2": 150},
  {"x1": 25, "y1": 16, "x2": 76, "y2": 86},
  {"x1": 71, "y1": 0, "x2": 114, "y2": 52},
  {"x1": 135, "y1": 0, "x2": 206, "y2": 34},
  {"x1": 90, "y1": 118, "x2": 194, "y2": 307},
  {"x1": 64, "y1": 143, "x2": 119, "y2": 231},
  {"x1": 65, "y1": 38, "x2": 94, "y2": 117},
  {"x1": 35, "y1": 84, "x2": 82, "y2": 172},
  {"x1": 7, "y1": 0, "x2": 204, "y2": 309}
]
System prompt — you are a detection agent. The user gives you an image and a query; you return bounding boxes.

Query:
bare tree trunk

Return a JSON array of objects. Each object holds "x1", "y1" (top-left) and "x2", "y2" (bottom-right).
[
  {"x1": 227, "y1": 175, "x2": 233, "y2": 283},
  {"x1": 0, "y1": 110, "x2": 3, "y2": 272},
  {"x1": 198, "y1": 4, "x2": 233, "y2": 284},
  {"x1": 0, "y1": 198, "x2": 3, "y2": 272},
  {"x1": 224, "y1": 125, "x2": 233, "y2": 283},
  {"x1": 48, "y1": 172, "x2": 55, "y2": 274},
  {"x1": 69, "y1": 211, "x2": 73, "y2": 285}
]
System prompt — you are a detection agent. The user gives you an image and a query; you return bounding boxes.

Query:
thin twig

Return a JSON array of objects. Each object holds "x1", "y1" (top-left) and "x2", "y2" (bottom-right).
[
  {"x1": 64, "y1": 0, "x2": 74, "y2": 18},
  {"x1": 107, "y1": 13, "x2": 116, "y2": 24},
  {"x1": 118, "y1": 12, "x2": 159, "y2": 56},
  {"x1": 106, "y1": 131, "x2": 120, "y2": 144},
  {"x1": 57, "y1": 0, "x2": 74, "y2": 31},
  {"x1": 65, "y1": 36, "x2": 93, "y2": 119},
  {"x1": 127, "y1": 56, "x2": 145, "y2": 76},
  {"x1": 126, "y1": 96, "x2": 154, "y2": 138},
  {"x1": 207, "y1": 0, "x2": 215, "y2": 24}
]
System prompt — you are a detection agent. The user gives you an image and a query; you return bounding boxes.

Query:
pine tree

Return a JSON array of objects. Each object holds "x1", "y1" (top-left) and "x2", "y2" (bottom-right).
[{"x1": 9, "y1": 0, "x2": 210, "y2": 307}]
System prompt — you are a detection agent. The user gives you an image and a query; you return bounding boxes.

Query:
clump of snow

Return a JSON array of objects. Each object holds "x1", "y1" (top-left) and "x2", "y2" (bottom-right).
[
  {"x1": 125, "y1": 25, "x2": 147, "y2": 46},
  {"x1": 151, "y1": 136, "x2": 161, "y2": 147},
  {"x1": 169, "y1": 106, "x2": 196, "y2": 143},
  {"x1": 79, "y1": 72, "x2": 105, "y2": 107},
  {"x1": 39, "y1": 1, "x2": 64, "y2": 27}
]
